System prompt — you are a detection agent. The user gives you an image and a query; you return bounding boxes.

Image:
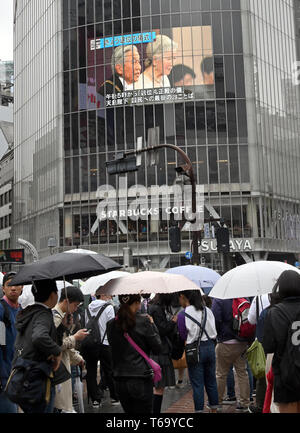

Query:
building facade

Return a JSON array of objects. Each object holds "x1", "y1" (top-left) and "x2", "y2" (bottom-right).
[{"x1": 13, "y1": 0, "x2": 300, "y2": 270}]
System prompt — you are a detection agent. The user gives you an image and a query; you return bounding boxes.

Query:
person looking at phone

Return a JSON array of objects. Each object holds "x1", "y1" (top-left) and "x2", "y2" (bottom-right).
[{"x1": 52, "y1": 286, "x2": 88, "y2": 413}]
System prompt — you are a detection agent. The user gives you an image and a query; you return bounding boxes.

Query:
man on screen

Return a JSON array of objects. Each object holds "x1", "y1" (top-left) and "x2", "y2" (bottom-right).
[
  {"x1": 99, "y1": 45, "x2": 141, "y2": 95},
  {"x1": 169, "y1": 64, "x2": 196, "y2": 87}
]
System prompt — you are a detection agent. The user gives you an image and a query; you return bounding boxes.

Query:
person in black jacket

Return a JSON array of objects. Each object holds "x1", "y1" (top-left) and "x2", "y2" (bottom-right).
[
  {"x1": 148, "y1": 294, "x2": 177, "y2": 413},
  {"x1": 107, "y1": 294, "x2": 161, "y2": 413},
  {"x1": 262, "y1": 270, "x2": 300, "y2": 413},
  {"x1": 12, "y1": 279, "x2": 64, "y2": 413}
]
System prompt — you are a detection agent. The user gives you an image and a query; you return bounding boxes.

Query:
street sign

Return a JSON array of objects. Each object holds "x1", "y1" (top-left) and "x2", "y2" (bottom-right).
[
  {"x1": 0, "y1": 249, "x2": 25, "y2": 264},
  {"x1": 185, "y1": 251, "x2": 193, "y2": 260}
]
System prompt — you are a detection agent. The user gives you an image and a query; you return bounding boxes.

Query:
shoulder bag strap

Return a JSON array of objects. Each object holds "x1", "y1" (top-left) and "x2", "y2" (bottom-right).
[
  {"x1": 94, "y1": 303, "x2": 111, "y2": 342},
  {"x1": 184, "y1": 308, "x2": 210, "y2": 341},
  {"x1": 256, "y1": 296, "x2": 259, "y2": 324},
  {"x1": 124, "y1": 332, "x2": 152, "y2": 368}
]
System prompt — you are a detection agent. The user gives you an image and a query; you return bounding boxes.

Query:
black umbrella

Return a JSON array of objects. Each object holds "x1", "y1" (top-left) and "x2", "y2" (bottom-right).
[{"x1": 9, "y1": 252, "x2": 122, "y2": 286}]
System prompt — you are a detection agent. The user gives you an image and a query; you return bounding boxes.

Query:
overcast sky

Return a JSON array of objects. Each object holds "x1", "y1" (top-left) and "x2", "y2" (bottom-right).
[{"x1": 0, "y1": 0, "x2": 13, "y2": 61}]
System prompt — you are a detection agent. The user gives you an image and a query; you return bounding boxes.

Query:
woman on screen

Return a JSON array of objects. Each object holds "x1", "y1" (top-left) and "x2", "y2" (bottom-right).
[{"x1": 131, "y1": 34, "x2": 177, "y2": 90}]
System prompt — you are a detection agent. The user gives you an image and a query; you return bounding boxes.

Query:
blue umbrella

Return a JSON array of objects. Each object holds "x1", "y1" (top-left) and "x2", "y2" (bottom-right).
[{"x1": 165, "y1": 265, "x2": 221, "y2": 295}]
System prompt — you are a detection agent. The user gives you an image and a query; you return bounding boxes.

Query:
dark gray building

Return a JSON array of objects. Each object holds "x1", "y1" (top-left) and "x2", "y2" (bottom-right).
[{"x1": 13, "y1": 0, "x2": 300, "y2": 271}]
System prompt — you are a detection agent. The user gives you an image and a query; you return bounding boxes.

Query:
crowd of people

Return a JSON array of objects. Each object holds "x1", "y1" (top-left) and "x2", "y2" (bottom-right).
[{"x1": 1, "y1": 268, "x2": 300, "y2": 414}]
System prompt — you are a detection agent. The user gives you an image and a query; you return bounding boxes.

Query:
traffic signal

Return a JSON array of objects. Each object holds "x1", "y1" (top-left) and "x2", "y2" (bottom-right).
[
  {"x1": 106, "y1": 154, "x2": 138, "y2": 175},
  {"x1": 169, "y1": 226, "x2": 181, "y2": 253},
  {"x1": 216, "y1": 226, "x2": 230, "y2": 253}
]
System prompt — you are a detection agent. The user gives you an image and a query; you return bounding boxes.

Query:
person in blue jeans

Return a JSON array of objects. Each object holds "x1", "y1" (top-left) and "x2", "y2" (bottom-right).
[
  {"x1": 224, "y1": 363, "x2": 254, "y2": 403},
  {"x1": 177, "y1": 290, "x2": 219, "y2": 413}
]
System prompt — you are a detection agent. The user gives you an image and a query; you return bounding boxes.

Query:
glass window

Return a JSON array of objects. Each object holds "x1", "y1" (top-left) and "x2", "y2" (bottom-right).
[
  {"x1": 72, "y1": 113, "x2": 79, "y2": 154},
  {"x1": 63, "y1": 0, "x2": 69, "y2": 29},
  {"x1": 78, "y1": 0, "x2": 86, "y2": 26},
  {"x1": 70, "y1": 28, "x2": 78, "y2": 69},
  {"x1": 78, "y1": 27, "x2": 86, "y2": 68},
  {"x1": 206, "y1": 101, "x2": 217, "y2": 144},
  {"x1": 64, "y1": 72, "x2": 70, "y2": 113},
  {"x1": 232, "y1": 11, "x2": 243, "y2": 53},
  {"x1": 95, "y1": 0, "x2": 103, "y2": 22},
  {"x1": 70, "y1": 0, "x2": 78, "y2": 27},
  {"x1": 86, "y1": 0, "x2": 94, "y2": 24},
  {"x1": 104, "y1": 0, "x2": 112, "y2": 20},
  {"x1": 216, "y1": 100, "x2": 227, "y2": 143},
  {"x1": 235, "y1": 55, "x2": 245, "y2": 98},
  {"x1": 222, "y1": 12, "x2": 233, "y2": 54},
  {"x1": 229, "y1": 145, "x2": 239, "y2": 182},
  {"x1": 208, "y1": 146, "x2": 218, "y2": 183},
  {"x1": 151, "y1": 0, "x2": 160, "y2": 15},
  {"x1": 218, "y1": 145, "x2": 229, "y2": 183},
  {"x1": 63, "y1": 30, "x2": 70, "y2": 71},
  {"x1": 73, "y1": 157, "x2": 80, "y2": 193},
  {"x1": 226, "y1": 100, "x2": 237, "y2": 143},
  {"x1": 65, "y1": 159, "x2": 71, "y2": 194}
]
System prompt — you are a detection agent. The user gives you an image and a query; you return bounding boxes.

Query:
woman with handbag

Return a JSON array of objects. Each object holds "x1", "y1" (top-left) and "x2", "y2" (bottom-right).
[
  {"x1": 177, "y1": 290, "x2": 219, "y2": 413},
  {"x1": 106, "y1": 295, "x2": 162, "y2": 413}
]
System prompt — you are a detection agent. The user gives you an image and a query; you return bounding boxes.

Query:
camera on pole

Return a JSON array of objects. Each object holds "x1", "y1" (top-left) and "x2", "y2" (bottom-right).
[{"x1": 169, "y1": 225, "x2": 181, "y2": 253}]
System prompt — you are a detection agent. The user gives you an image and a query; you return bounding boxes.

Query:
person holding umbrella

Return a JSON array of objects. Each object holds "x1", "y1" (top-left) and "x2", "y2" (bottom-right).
[{"x1": 107, "y1": 294, "x2": 162, "y2": 413}]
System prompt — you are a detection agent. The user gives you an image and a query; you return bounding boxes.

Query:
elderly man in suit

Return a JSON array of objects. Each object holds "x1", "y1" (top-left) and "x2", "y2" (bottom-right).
[{"x1": 99, "y1": 45, "x2": 141, "y2": 96}]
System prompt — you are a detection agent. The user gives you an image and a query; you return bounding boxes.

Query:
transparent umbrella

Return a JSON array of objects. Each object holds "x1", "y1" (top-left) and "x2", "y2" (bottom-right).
[{"x1": 209, "y1": 261, "x2": 300, "y2": 299}]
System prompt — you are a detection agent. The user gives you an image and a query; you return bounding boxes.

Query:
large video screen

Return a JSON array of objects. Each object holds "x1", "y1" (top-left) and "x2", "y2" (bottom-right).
[{"x1": 84, "y1": 26, "x2": 214, "y2": 109}]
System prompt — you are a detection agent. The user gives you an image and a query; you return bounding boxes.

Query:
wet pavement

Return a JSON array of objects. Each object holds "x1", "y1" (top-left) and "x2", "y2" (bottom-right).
[{"x1": 79, "y1": 369, "x2": 252, "y2": 414}]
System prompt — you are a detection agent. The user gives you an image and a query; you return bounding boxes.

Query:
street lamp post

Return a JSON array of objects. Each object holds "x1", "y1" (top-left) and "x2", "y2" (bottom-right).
[{"x1": 107, "y1": 143, "x2": 201, "y2": 266}]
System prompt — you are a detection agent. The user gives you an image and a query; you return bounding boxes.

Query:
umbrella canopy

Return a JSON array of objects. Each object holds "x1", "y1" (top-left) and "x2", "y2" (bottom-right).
[
  {"x1": 9, "y1": 252, "x2": 121, "y2": 286},
  {"x1": 165, "y1": 265, "x2": 221, "y2": 295},
  {"x1": 81, "y1": 271, "x2": 128, "y2": 295},
  {"x1": 64, "y1": 248, "x2": 97, "y2": 255},
  {"x1": 209, "y1": 261, "x2": 300, "y2": 299},
  {"x1": 98, "y1": 271, "x2": 204, "y2": 296},
  {"x1": 19, "y1": 281, "x2": 73, "y2": 309}
]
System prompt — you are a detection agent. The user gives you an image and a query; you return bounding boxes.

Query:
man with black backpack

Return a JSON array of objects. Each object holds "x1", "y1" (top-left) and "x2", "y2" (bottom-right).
[
  {"x1": 0, "y1": 272, "x2": 23, "y2": 413},
  {"x1": 80, "y1": 288, "x2": 119, "y2": 408}
]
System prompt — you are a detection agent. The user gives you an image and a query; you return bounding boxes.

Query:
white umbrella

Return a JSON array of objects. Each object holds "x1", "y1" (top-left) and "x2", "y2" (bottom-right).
[
  {"x1": 209, "y1": 261, "x2": 300, "y2": 299},
  {"x1": 64, "y1": 248, "x2": 97, "y2": 255},
  {"x1": 81, "y1": 271, "x2": 128, "y2": 295},
  {"x1": 18, "y1": 281, "x2": 73, "y2": 309},
  {"x1": 98, "y1": 271, "x2": 204, "y2": 296}
]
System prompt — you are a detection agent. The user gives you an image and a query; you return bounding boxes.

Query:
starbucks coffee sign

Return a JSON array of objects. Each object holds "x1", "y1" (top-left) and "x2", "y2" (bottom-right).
[{"x1": 199, "y1": 238, "x2": 254, "y2": 253}]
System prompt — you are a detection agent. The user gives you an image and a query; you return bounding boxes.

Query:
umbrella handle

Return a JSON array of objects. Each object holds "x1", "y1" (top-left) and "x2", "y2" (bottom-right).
[{"x1": 63, "y1": 276, "x2": 71, "y2": 323}]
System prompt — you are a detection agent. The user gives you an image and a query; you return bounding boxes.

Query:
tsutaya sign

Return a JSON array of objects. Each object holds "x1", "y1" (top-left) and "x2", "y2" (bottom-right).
[{"x1": 199, "y1": 238, "x2": 254, "y2": 253}]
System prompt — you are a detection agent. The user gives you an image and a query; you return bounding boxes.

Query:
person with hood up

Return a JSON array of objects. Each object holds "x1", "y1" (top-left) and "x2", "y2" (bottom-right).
[
  {"x1": 81, "y1": 287, "x2": 119, "y2": 408},
  {"x1": 12, "y1": 279, "x2": 64, "y2": 413}
]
